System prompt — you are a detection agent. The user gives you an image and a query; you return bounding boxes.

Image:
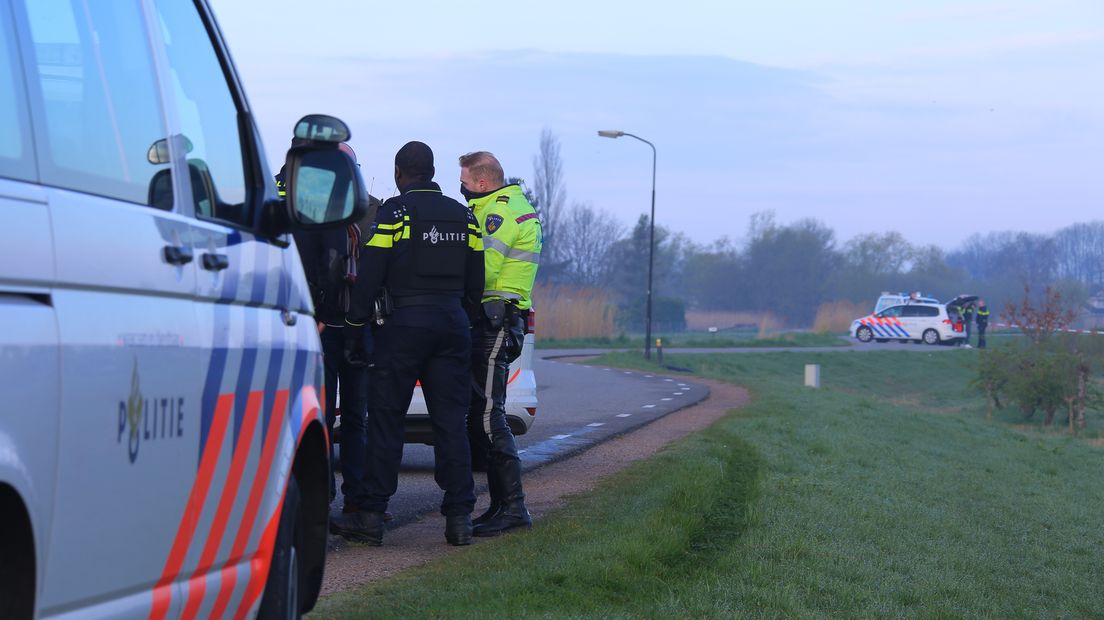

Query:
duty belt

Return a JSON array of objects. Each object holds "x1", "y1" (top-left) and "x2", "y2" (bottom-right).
[{"x1": 392, "y1": 294, "x2": 462, "y2": 308}]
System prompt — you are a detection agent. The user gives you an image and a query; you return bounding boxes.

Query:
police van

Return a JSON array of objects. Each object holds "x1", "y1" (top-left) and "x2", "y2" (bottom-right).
[{"x1": 0, "y1": 1, "x2": 368, "y2": 618}]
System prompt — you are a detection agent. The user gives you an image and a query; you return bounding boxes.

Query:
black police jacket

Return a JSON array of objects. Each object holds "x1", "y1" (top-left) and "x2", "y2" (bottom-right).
[{"x1": 349, "y1": 181, "x2": 484, "y2": 323}]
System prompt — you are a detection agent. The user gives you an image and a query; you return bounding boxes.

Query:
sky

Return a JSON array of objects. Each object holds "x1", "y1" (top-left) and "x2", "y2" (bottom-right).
[{"x1": 209, "y1": 0, "x2": 1104, "y2": 250}]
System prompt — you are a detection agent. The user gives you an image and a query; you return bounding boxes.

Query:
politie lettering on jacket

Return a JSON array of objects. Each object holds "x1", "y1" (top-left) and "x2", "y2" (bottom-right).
[
  {"x1": 423, "y1": 225, "x2": 467, "y2": 244},
  {"x1": 117, "y1": 360, "x2": 185, "y2": 464}
]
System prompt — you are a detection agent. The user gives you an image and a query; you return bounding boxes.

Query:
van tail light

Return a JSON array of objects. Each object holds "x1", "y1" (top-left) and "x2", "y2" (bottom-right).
[
  {"x1": 525, "y1": 407, "x2": 537, "y2": 417},
  {"x1": 526, "y1": 309, "x2": 535, "y2": 335}
]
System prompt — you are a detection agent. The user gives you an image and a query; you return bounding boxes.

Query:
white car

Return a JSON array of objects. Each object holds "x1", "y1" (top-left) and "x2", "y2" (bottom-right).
[
  {"x1": 405, "y1": 309, "x2": 539, "y2": 444},
  {"x1": 334, "y1": 309, "x2": 539, "y2": 444},
  {"x1": 851, "y1": 296, "x2": 976, "y2": 345},
  {"x1": 874, "y1": 291, "x2": 940, "y2": 314}
]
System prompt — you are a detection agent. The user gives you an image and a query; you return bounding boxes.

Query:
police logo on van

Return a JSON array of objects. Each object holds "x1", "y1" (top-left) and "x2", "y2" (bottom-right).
[{"x1": 118, "y1": 359, "x2": 185, "y2": 463}]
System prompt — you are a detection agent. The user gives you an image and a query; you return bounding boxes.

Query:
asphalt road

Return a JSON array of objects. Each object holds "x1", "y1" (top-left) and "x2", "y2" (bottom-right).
[{"x1": 331, "y1": 353, "x2": 709, "y2": 526}]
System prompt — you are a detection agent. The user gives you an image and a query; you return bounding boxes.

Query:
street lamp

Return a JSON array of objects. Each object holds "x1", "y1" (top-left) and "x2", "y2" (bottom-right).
[{"x1": 598, "y1": 129, "x2": 657, "y2": 360}]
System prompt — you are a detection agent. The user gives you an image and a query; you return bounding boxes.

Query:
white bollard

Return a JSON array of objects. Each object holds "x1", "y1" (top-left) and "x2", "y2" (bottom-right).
[{"x1": 804, "y1": 364, "x2": 820, "y2": 388}]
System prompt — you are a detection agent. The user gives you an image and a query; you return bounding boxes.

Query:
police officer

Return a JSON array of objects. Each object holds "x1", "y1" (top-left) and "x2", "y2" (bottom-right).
[
  {"x1": 333, "y1": 141, "x2": 484, "y2": 546},
  {"x1": 279, "y1": 143, "x2": 377, "y2": 515},
  {"x1": 458, "y1": 151, "x2": 542, "y2": 537},
  {"x1": 963, "y1": 302, "x2": 975, "y2": 347},
  {"x1": 976, "y1": 299, "x2": 990, "y2": 349}
]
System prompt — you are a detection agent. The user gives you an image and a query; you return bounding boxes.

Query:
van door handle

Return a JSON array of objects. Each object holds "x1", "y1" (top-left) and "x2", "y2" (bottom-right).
[
  {"x1": 202, "y1": 253, "x2": 230, "y2": 271},
  {"x1": 280, "y1": 309, "x2": 298, "y2": 326},
  {"x1": 163, "y1": 245, "x2": 194, "y2": 265}
]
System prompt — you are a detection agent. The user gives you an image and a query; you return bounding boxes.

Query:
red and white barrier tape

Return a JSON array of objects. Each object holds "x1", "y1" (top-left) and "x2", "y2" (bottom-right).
[{"x1": 994, "y1": 323, "x2": 1104, "y2": 335}]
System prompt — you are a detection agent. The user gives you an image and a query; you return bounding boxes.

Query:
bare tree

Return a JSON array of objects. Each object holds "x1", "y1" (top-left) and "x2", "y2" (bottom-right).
[
  {"x1": 1053, "y1": 221, "x2": 1104, "y2": 290},
  {"x1": 843, "y1": 231, "x2": 914, "y2": 274},
  {"x1": 532, "y1": 129, "x2": 566, "y2": 259},
  {"x1": 556, "y1": 202, "x2": 624, "y2": 287}
]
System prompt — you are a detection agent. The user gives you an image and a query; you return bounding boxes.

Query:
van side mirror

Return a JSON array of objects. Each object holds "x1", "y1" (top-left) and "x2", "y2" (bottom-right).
[{"x1": 281, "y1": 115, "x2": 367, "y2": 229}]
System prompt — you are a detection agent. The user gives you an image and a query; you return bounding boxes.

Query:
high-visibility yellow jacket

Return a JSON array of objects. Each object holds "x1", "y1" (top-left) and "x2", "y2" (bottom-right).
[{"x1": 468, "y1": 184, "x2": 542, "y2": 310}]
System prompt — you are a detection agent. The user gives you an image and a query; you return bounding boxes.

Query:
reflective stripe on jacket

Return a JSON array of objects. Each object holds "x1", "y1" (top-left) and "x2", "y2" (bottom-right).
[{"x1": 468, "y1": 184, "x2": 542, "y2": 310}]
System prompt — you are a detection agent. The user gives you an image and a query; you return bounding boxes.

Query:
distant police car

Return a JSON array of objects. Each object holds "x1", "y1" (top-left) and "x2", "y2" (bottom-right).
[
  {"x1": 851, "y1": 296, "x2": 976, "y2": 345},
  {"x1": 874, "y1": 291, "x2": 940, "y2": 314},
  {"x1": 0, "y1": 2, "x2": 368, "y2": 617}
]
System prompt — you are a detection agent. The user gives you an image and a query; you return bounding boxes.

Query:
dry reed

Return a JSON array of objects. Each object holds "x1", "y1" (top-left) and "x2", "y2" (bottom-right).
[
  {"x1": 813, "y1": 300, "x2": 869, "y2": 333},
  {"x1": 533, "y1": 284, "x2": 618, "y2": 340}
]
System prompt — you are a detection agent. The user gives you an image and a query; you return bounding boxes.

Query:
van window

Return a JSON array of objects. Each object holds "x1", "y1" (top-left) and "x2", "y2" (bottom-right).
[
  {"x1": 19, "y1": 0, "x2": 168, "y2": 205},
  {"x1": 917, "y1": 306, "x2": 939, "y2": 317},
  {"x1": 0, "y1": 2, "x2": 34, "y2": 181},
  {"x1": 151, "y1": 0, "x2": 249, "y2": 226}
]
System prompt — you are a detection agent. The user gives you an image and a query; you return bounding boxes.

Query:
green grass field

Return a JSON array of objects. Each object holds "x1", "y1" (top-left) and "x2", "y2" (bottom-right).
[
  {"x1": 537, "y1": 330, "x2": 850, "y2": 349},
  {"x1": 311, "y1": 349, "x2": 1104, "y2": 618}
]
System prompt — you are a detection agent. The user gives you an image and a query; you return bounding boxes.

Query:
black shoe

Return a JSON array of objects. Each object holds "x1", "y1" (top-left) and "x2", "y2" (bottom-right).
[
  {"x1": 330, "y1": 510, "x2": 384, "y2": 546},
  {"x1": 445, "y1": 514, "x2": 473, "y2": 546},
  {"x1": 472, "y1": 501, "x2": 531, "y2": 537},
  {"x1": 344, "y1": 504, "x2": 394, "y2": 522},
  {"x1": 471, "y1": 502, "x2": 501, "y2": 527}
]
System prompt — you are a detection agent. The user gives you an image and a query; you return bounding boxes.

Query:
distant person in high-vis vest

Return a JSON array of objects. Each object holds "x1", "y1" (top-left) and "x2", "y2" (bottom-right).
[
  {"x1": 975, "y1": 299, "x2": 990, "y2": 349},
  {"x1": 459, "y1": 151, "x2": 542, "y2": 537}
]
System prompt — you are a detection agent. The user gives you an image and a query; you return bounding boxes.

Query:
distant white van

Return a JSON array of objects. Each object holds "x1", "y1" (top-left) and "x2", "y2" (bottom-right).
[
  {"x1": 0, "y1": 1, "x2": 367, "y2": 617},
  {"x1": 874, "y1": 291, "x2": 940, "y2": 314}
]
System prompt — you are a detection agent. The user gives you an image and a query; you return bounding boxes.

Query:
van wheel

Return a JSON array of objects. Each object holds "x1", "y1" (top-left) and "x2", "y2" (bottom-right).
[
  {"x1": 259, "y1": 476, "x2": 304, "y2": 620},
  {"x1": 922, "y1": 329, "x2": 940, "y2": 345},
  {"x1": 856, "y1": 326, "x2": 873, "y2": 343}
]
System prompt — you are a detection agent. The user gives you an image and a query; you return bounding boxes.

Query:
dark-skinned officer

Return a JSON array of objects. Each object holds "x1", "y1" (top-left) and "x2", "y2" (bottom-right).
[{"x1": 331, "y1": 141, "x2": 484, "y2": 546}]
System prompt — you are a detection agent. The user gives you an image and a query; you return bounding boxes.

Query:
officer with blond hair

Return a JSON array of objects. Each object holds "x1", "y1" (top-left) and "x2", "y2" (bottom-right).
[{"x1": 459, "y1": 151, "x2": 542, "y2": 536}]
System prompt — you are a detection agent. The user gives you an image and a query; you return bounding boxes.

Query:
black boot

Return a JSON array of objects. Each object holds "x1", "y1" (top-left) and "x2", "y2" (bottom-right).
[
  {"x1": 472, "y1": 466, "x2": 504, "y2": 526},
  {"x1": 471, "y1": 501, "x2": 501, "y2": 527},
  {"x1": 330, "y1": 510, "x2": 384, "y2": 546},
  {"x1": 473, "y1": 500, "x2": 531, "y2": 537},
  {"x1": 445, "y1": 514, "x2": 473, "y2": 546},
  {"x1": 473, "y1": 457, "x2": 531, "y2": 537}
]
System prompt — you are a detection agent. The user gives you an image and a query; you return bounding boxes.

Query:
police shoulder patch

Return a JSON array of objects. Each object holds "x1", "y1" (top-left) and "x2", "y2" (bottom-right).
[
  {"x1": 485, "y1": 214, "x2": 504, "y2": 235},
  {"x1": 496, "y1": 195, "x2": 510, "y2": 204}
]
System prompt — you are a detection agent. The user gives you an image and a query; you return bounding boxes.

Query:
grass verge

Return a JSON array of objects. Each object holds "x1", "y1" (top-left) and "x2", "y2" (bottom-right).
[
  {"x1": 538, "y1": 330, "x2": 849, "y2": 349},
  {"x1": 312, "y1": 350, "x2": 1104, "y2": 618}
]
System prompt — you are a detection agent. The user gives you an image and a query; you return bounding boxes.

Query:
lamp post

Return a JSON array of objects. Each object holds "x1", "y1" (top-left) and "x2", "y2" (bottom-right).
[{"x1": 598, "y1": 130, "x2": 657, "y2": 360}]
